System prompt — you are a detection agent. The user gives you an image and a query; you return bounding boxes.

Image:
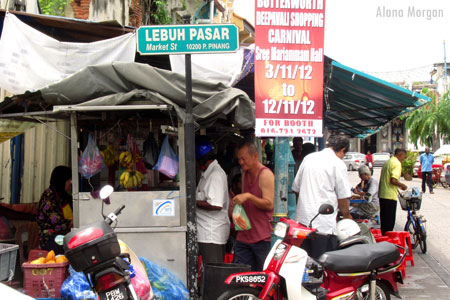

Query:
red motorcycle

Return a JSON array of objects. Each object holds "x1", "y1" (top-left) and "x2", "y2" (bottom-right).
[{"x1": 217, "y1": 204, "x2": 405, "y2": 300}]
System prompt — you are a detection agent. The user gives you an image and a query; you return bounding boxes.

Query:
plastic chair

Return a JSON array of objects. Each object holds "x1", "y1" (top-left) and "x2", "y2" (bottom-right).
[{"x1": 385, "y1": 231, "x2": 414, "y2": 267}]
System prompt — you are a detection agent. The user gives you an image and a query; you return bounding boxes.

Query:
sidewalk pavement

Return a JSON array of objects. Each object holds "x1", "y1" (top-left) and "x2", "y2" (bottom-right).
[{"x1": 398, "y1": 250, "x2": 450, "y2": 299}]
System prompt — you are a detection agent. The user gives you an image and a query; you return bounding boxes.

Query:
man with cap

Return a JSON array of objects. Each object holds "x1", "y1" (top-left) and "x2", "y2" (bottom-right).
[{"x1": 195, "y1": 139, "x2": 230, "y2": 264}]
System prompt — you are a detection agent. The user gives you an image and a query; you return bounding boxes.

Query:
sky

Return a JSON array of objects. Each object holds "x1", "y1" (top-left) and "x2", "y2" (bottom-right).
[{"x1": 233, "y1": 0, "x2": 450, "y2": 74}]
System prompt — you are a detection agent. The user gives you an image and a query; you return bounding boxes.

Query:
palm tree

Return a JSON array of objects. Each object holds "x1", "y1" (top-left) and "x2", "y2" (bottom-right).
[{"x1": 405, "y1": 89, "x2": 450, "y2": 150}]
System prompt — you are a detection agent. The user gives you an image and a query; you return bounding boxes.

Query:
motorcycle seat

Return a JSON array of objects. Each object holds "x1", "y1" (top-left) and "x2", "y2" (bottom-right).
[
  {"x1": 318, "y1": 242, "x2": 399, "y2": 273},
  {"x1": 338, "y1": 235, "x2": 371, "y2": 249}
]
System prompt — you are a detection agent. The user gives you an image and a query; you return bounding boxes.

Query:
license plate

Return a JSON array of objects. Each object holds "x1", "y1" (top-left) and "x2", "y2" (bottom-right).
[{"x1": 99, "y1": 284, "x2": 128, "y2": 300}]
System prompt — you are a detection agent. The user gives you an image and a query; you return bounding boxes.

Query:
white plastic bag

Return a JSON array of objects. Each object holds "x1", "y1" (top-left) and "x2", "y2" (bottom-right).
[{"x1": 153, "y1": 136, "x2": 179, "y2": 178}]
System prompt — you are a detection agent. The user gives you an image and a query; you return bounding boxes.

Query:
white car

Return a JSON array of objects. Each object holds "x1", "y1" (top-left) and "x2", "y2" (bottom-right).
[
  {"x1": 343, "y1": 152, "x2": 366, "y2": 171},
  {"x1": 373, "y1": 152, "x2": 391, "y2": 167}
]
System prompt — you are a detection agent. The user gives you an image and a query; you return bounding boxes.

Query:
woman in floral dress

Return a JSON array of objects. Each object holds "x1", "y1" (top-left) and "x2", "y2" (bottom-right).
[{"x1": 37, "y1": 166, "x2": 73, "y2": 254}]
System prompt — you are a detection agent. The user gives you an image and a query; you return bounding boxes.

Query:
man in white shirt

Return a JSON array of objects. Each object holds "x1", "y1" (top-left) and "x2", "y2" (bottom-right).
[
  {"x1": 195, "y1": 139, "x2": 230, "y2": 264},
  {"x1": 292, "y1": 135, "x2": 352, "y2": 258}
]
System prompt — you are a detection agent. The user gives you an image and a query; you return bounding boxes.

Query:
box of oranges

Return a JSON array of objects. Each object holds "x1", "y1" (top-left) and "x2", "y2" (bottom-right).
[{"x1": 22, "y1": 250, "x2": 70, "y2": 298}]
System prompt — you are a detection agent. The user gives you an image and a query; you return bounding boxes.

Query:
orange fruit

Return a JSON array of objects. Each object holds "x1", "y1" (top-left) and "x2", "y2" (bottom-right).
[
  {"x1": 46, "y1": 260, "x2": 56, "y2": 264},
  {"x1": 45, "y1": 250, "x2": 55, "y2": 263},
  {"x1": 31, "y1": 257, "x2": 46, "y2": 264},
  {"x1": 55, "y1": 256, "x2": 68, "y2": 263}
]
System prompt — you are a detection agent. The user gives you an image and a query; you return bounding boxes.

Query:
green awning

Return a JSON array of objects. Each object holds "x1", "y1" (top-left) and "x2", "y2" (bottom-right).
[{"x1": 324, "y1": 58, "x2": 430, "y2": 138}]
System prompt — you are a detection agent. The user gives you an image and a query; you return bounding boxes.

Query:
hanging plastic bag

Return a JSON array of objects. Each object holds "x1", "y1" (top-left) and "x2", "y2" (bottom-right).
[
  {"x1": 143, "y1": 134, "x2": 159, "y2": 168},
  {"x1": 153, "y1": 135, "x2": 179, "y2": 179},
  {"x1": 78, "y1": 134, "x2": 106, "y2": 179},
  {"x1": 232, "y1": 204, "x2": 252, "y2": 231}
]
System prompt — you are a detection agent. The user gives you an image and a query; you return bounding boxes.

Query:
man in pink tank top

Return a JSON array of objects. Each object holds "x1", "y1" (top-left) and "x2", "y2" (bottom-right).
[{"x1": 232, "y1": 142, "x2": 274, "y2": 271}]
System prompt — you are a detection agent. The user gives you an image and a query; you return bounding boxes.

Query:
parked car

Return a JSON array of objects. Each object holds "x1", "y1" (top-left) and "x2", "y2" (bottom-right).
[
  {"x1": 343, "y1": 152, "x2": 366, "y2": 171},
  {"x1": 372, "y1": 152, "x2": 391, "y2": 167}
]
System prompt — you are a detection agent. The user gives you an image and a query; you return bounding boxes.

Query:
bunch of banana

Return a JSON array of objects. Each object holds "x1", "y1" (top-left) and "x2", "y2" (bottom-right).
[
  {"x1": 120, "y1": 170, "x2": 144, "y2": 189},
  {"x1": 101, "y1": 145, "x2": 116, "y2": 167},
  {"x1": 119, "y1": 151, "x2": 134, "y2": 168},
  {"x1": 133, "y1": 153, "x2": 142, "y2": 163}
]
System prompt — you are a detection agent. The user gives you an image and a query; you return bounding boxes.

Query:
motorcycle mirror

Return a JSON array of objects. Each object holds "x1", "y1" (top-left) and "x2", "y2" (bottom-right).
[
  {"x1": 318, "y1": 204, "x2": 334, "y2": 215},
  {"x1": 100, "y1": 185, "x2": 114, "y2": 200},
  {"x1": 309, "y1": 204, "x2": 334, "y2": 228}
]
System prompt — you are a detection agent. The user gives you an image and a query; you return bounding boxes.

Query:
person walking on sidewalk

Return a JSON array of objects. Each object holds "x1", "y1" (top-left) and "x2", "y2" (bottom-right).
[
  {"x1": 420, "y1": 147, "x2": 434, "y2": 194},
  {"x1": 232, "y1": 142, "x2": 274, "y2": 271},
  {"x1": 379, "y1": 148, "x2": 408, "y2": 235}
]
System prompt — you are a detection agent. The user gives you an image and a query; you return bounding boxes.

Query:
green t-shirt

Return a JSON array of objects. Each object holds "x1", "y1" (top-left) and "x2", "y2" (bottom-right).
[{"x1": 379, "y1": 156, "x2": 402, "y2": 201}]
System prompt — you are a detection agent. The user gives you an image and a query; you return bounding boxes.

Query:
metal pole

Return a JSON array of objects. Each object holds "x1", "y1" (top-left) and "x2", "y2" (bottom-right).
[
  {"x1": 209, "y1": 0, "x2": 214, "y2": 22},
  {"x1": 183, "y1": 12, "x2": 198, "y2": 297},
  {"x1": 70, "y1": 113, "x2": 80, "y2": 228},
  {"x1": 272, "y1": 137, "x2": 288, "y2": 245}
]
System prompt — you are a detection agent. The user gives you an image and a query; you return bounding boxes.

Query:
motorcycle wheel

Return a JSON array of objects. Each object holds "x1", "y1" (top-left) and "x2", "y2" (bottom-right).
[
  {"x1": 405, "y1": 221, "x2": 418, "y2": 249},
  {"x1": 357, "y1": 280, "x2": 391, "y2": 300},
  {"x1": 216, "y1": 287, "x2": 262, "y2": 300}
]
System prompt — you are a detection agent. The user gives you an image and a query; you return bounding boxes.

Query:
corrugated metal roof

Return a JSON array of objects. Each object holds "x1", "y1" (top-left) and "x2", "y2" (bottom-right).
[{"x1": 324, "y1": 58, "x2": 430, "y2": 138}]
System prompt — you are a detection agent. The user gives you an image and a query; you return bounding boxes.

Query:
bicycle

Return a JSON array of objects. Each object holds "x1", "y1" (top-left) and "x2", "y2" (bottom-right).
[{"x1": 399, "y1": 187, "x2": 427, "y2": 254}]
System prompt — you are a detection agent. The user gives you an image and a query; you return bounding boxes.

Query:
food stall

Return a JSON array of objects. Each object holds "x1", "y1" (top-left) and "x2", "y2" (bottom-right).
[{"x1": 68, "y1": 107, "x2": 188, "y2": 283}]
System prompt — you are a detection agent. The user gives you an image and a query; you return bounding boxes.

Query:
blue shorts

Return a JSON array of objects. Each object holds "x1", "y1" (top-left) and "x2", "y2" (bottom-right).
[{"x1": 233, "y1": 240, "x2": 271, "y2": 271}]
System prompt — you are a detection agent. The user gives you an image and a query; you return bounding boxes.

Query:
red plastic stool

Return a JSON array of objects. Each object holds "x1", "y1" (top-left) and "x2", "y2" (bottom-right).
[
  {"x1": 370, "y1": 228, "x2": 382, "y2": 238},
  {"x1": 224, "y1": 253, "x2": 234, "y2": 264},
  {"x1": 386, "y1": 231, "x2": 414, "y2": 267},
  {"x1": 374, "y1": 235, "x2": 390, "y2": 242}
]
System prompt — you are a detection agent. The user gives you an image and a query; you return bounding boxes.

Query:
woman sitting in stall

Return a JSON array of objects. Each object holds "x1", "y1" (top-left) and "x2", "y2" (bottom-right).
[{"x1": 37, "y1": 166, "x2": 73, "y2": 254}]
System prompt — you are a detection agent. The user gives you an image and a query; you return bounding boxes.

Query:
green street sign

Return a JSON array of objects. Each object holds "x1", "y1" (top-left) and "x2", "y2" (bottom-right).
[{"x1": 137, "y1": 24, "x2": 239, "y2": 55}]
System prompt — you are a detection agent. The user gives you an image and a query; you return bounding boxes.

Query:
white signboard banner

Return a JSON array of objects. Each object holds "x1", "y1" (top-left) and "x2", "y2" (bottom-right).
[{"x1": 0, "y1": 13, "x2": 136, "y2": 94}]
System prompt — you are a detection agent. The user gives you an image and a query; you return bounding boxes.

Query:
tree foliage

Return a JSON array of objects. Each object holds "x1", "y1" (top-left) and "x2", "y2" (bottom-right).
[
  {"x1": 39, "y1": 0, "x2": 66, "y2": 16},
  {"x1": 142, "y1": 0, "x2": 172, "y2": 25},
  {"x1": 405, "y1": 88, "x2": 450, "y2": 148}
]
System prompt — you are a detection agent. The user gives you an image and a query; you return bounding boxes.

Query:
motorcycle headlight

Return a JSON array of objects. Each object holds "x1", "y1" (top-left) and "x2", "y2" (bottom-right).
[{"x1": 274, "y1": 222, "x2": 288, "y2": 238}]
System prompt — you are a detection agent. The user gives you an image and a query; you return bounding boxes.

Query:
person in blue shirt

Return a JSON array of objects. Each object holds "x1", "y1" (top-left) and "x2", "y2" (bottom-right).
[{"x1": 420, "y1": 147, "x2": 434, "y2": 194}]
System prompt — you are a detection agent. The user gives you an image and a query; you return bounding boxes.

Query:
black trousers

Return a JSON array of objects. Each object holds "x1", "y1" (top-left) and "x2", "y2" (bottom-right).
[
  {"x1": 198, "y1": 242, "x2": 225, "y2": 265},
  {"x1": 421, "y1": 171, "x2": 433, "y2": 193},
  {"x1": 380, "y1": 198, "x2": 397, "y2": 235},
  {"x1": 300, "y1": 234, "x2": 338, "y2": 260}
]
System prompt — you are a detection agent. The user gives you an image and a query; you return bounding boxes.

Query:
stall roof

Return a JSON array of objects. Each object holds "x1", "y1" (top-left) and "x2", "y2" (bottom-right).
[
  {"x1": 324, "y1": 57, "x2": 430, "y2": 138},
  {"x1": 0, "y1": 9, "x2": 134, "y2": 42},
  {"x1": 0, "y1": 62, "x2": 255, "y2": 129}
]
